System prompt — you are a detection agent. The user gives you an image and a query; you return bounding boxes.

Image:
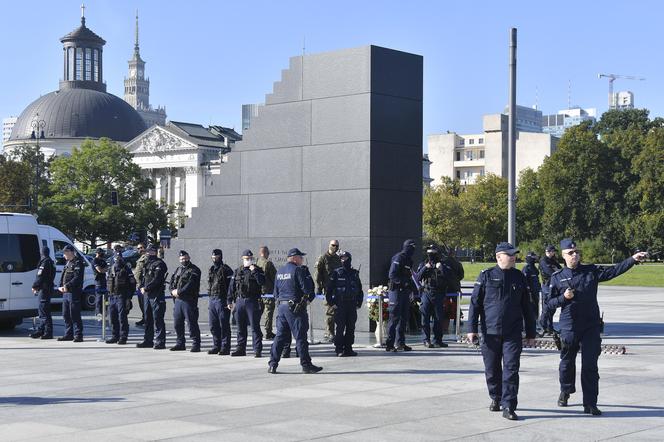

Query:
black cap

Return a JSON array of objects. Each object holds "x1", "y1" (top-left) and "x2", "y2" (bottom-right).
[
  {"x1": 403, "y1": 239, "x2": 416, "y2": 249},
  {"x1": 241, "y1": 249, "x2": 253, "y2": 257},
  {"x1": 426, "y1": 244, "x2": 439, "y2": 254},
  {"x1": 63, "y1": 244, "x2": 76, "y2": 252},
  {"x1": 146, "y1": 244, "x2": 158, "y2": 253},
  {"x1": 287, "y1": 248, "x2": 306, "y2": 257},
  {"x1": 113, "y1": 244, "x2": 124, "y2": 252},
  {"x1": 212, "y1": 249, "x2": 222, "y2": 257},
  {"x1": 95, "y1": 247, "x2": 104, "y2": 254},
  {"x1": 560, "y1": 238, "x2": 576, "y2": 250},
  {"x1": 545, "y1": 245, "x2": 556, "y2": 252},
  {"x1": 339, "y1": 250, "x2": 351, "y2": 260},
  {"x1": 179, "y1": 250, "x2": 189, "y2": 257},
  {"x1": 526, "y1": 251, "x2": 539, "y2": 259},
  {"x1": 495, "y1": 242, "x2": 519, "y2": 255}
]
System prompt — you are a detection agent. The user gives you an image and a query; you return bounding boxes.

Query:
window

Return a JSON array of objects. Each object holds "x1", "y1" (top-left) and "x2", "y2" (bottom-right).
[
  {"x1": 75, "y1": 48, "x2": 83, "y2": 80},
  {"x1": 85, "y1": 48, "x2": 92, "y2": 80},
  {"x1": 67, "y1": 47, "x2": 75, "y2": 80},
  {"x1": 456, "y1": 152, "x2": 461, "y2": 161},
  {"x1": 93, "y1": 49, "x2": 99, "y2": 81},
  {"x1": 465, "y1": 151, "x2": 474, "y2": 161},
  {"x1": 478, "y1": 138, "x2": 484, "y2": 144},
  {"x1": 456, "y1": 170, "x2": 461, "y2": 179},
  {"x1": 480, "y1": 150, "x2": 485, "y2": 159},
  {"x1": 458, "y1": 139, "x2": 465, "y2": 146},
  {"x1": 468, "y1": 139, "x2": 474, "y2": 145},
  {"x1": 0, "y1": 234, "x2": 40, "y2": 273}
]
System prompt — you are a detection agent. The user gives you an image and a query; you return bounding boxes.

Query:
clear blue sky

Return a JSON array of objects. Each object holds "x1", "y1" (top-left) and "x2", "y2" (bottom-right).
[{"x1": 1, "y1": 0, "x2": 661, "y2": 148}]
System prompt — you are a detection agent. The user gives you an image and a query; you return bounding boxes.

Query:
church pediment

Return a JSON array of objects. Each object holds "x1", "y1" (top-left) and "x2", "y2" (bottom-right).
[{"x1": 126, "y1": 126, "x2": 197, "y2": 157}]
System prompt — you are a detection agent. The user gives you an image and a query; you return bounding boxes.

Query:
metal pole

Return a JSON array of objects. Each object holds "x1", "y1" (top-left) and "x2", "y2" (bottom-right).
[
  {"x1": 456, "y1": 292, "x2": 462, "y2": 342},
  {"x1": 308, "y1": 302, "x2": 319, "y2": 345},
  {"x1": 508, "y1": 27, "x2": 517, "y2": 245}
]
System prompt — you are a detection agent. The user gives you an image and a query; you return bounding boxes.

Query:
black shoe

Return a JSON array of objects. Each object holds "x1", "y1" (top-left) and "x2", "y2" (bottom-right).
[
  {"x1": 265, "y1": 332, "x2": 276, "y2": 340},
  {"x1": 302, "y1": 364, "x2": 323, "y2": 374},
  {"x1": 489, "y1": 399, "x2": 501, "y2": 412},
  {"x1": 386, "y1": 346, "x2": 397, "y2": 352},
  {"x1": 153, "y1": 344, "x2": 166, "y2": 350},
  {"x1": 170, "y1": 345, "x2": 186, "y2": 351},
  {"x1": 40, "y1": 335, "x2": 53, "y2": 340},
  {"x1": 281, "y1": 351, "x2": 291, "y2": 359},
  {"x1": 190, "y1": 347, "x2": 201, "y2": 353},
  {"x1": 219, "y1": 349, "x2": 230, "y2": 355},
  {"x1": 583, "y1": 405, "x2": 602, "y2": 416},
  {"x1": 344, "y1": 350, "x2": 358, "y2": 357},
  {"x1": 105, "y1": 338, "x2": 119, "y2": 344},
  {"x1": 396, "y1": 344, "x2": 412, "y2": 352},
  {"x1": 254, "y1": 352, "x2": 262, "y2": 358},
  {"x1": 136, "y1": 341, "x2": 153, "y2": 348},
  {"x1": 268, "y1": 365, "x2": 277, "y2": 374},
  {"x1": 117, "y1": 339, "x2": 127, "y2": 345},
  {"x1": 231, "y1": 349, "x2": 246, "y2": 357},
  {"x1": 57, "y1": 336, "x2": 74, "y2": 342},
  {"x1": 423, "y1": 340, "x2": 434, "y2": 348},
  {"x1": 30, "y1": 331, "x2": 43, "y2": 339},
  {"x1": 208, "y1": 348, "x2": 220, "y2": 355},
  {"x1": 435, "y1": 341, "x2": 449, "y2": 348},
  {"x1": 337, "y1": 352, "x2": 347, "y2": 357},
  {"x1": 135, "y1": 320, "x2": 145, "y2": 327},
  {"x1": 73, "y1": 337, "x2": 84, "y2": 343},
  {"x1": 502, "y1": 408, "x2": 518, "y2": 420},
  {"x1": 558, "y1": 392, "x2": 570, "y2": 407}
]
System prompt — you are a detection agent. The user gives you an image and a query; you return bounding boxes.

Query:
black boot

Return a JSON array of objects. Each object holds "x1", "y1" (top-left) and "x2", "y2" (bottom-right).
[
  {"x1": 302, "y1": 364, "x2": 323, "y2": 374},
  {"x1": 208, "y1": 347, "x2": 220, "y2": 355},
  {"x1": 489, "y1": 399, "x2": 501, "y2": 412},
  {"x1": 583, "y1": 405, "x2": 602, "y2": 416},
  {"x1": 502, "y1": 408, "x2": 518, "y2": 420},
  {"x1": 558, "y1": 392, "x2": 570, "y2": 407}
]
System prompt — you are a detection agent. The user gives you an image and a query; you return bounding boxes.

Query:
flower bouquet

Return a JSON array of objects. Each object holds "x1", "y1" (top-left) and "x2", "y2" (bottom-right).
[{"x1": 367, "y1": 285, "x2": 389, "y2": 323}]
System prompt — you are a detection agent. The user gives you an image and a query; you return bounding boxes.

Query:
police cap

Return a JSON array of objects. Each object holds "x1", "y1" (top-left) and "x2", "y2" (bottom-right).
[
  {"x1": 212, "y1": 249, "x2": 223, "y2": 257},
  {"x1": 560, "y1": 238, "x2": 576, "y2": 250},
  {"x1": 241, "y1": 249, "x2": 253, "y2": 258},
  {"x1": 63, "y1": 244, "x2": 76, "y2": 253},
  {"x1": 287, "y1": 248, "x2": 306, "y2": 257},
  {"x1": 545, "y1": 244, "x2": 556, "y2": 252},
  {"x1": 495, "y1": 242, "x2": 519, "y2": 255},
  {"x1": 179, "y1": 250, "x2": 189, "y2": 257}
]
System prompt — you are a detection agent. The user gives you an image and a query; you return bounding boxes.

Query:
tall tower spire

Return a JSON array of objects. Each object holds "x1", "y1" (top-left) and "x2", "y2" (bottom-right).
[{"x1": 134, "y1": 10, "x2": 140, "y2": 56}]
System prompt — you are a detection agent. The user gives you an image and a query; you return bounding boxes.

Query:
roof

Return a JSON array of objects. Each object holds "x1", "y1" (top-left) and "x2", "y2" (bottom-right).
[
  {"x1": 60, "y1": 18, "x2": 106, "y2": 45},
  {"x1": 160, "y1": 122, "x2": 232, "y2": 150},
  {"x1": 209, "y1": 125, "x2": 242, "y2": 142},
  {"x1": 9, "y1": 88, "x2": 146, "y2": 142}
]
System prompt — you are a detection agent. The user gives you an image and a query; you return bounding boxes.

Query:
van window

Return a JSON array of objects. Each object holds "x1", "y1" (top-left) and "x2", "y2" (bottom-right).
[
  {"x1": 53, "y1": 240, "x2": 89, "y2": 266},
  {"x1": 0, "y1": 234, "x2": 40, "y2": 273}
]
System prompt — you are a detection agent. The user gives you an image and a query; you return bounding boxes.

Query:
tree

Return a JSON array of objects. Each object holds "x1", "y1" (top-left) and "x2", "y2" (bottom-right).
[
  {"x1": 516, "y1": 168, "x2": 543, "y2": 244},
  {"x1": 460, "y1": 174, "x2": 508, "y2": 253},
  {"x1": 0, "y1": 156, "x2": 32, "y2": 211},
  {"x1": 42, "y1": 138, "x2": 170, "y2": 247},
  {"x1": 423, "y1": 178, "x2": 467, "y2": 248}
]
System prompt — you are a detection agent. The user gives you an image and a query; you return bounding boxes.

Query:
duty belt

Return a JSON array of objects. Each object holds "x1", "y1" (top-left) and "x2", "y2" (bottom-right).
[{"x1": 278, "y1": 300, "x2": 292, "y2": 305}]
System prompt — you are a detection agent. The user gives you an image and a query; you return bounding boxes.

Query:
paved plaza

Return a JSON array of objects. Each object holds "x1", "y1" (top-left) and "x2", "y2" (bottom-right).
[{"x1": 0, "y1": 285, "x2": 663, "y2": 441}]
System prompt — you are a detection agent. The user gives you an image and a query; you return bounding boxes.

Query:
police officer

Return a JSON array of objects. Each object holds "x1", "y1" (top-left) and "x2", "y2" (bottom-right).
[
  {"x1": 522, "y1": 251, "x2": 541, "y2": 321},
  {"x1": 228, "y1": 250, "x2": 265, "y2": 357},
  {"x1": 170, "y1": 250, "x2": 202, "y2": 352},
  {"x1": 315, "y1": 240, "x2": 342, "y2": 343},
  {"x1": 30, "y1": 246, "x2": 56, "y2": 339},
  {"x1": 257, "y1": 246, "x2": 278, "y2": 340},
  {"x1": 386, "y1": 239, "x2": 417, "y2": 352},
  {"x1": 468, "y1": 242, "x2": 536, "y2": 421},
  {"x1": 106, "y1": 245, "x2": 136, "y2": 345},
  {"x1": 207, "y1": 249, "x2": 234, "y2": 355},
  {"x1": 133, "y1": 243, "x2": 148, "y2": 327},
  {"x1": 57, "y1": 245, "x2": 85, "y2": 342},
  {"x1": 92, "y1": 248, "x2": 108, "y2": 320},
  {"x1": 549, "y1": 239, "x2": 647, "y2": 416},
  {"x1": 326, "y1": 251, "x2": 363, "y2": 357},
  {"x1": 441, "y1": 246, "x2": 464, "y2": 335},
  {"x1": 415, "y1": 245, "x2": 449, "y2": 348},
  {"x1": 268, "y1": 248, "x2": 322, "y2": 374},
  {"x1": 136, "y1": 244, "x2": 168, "y2": 350},
  {"x1": 539, "y1": 245, "x2": 562, "y2": 335}
]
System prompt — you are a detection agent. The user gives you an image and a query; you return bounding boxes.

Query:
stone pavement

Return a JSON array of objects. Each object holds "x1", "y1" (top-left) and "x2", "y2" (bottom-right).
[{"x1": 0, "y1": 286, "x2": 662, "y2": 441}]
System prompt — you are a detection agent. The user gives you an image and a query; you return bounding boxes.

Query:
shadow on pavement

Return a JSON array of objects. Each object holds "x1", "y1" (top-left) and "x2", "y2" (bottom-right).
[
  {"x1": 0, "y1": 396, "x2": 126, "y2": 406},
  {"x1": 520, "y1": 404, "x2": 664, "y2": 419},
  {"x1": 321, "y1": 369, "x2": 484, "y2": 375}
]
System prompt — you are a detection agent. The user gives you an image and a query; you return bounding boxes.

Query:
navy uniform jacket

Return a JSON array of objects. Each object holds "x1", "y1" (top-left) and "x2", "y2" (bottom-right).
[
  {"x1": 469, "y1": 266, "x2": 536, "y2": 338},
  {"x1": 170, "y1": 263, "x2": 201, "y2": 300},
  {"x1": 388, "y1": 252, "x2": 415, "y2": 293},
  {"x1": 415, "y1": 261, "x2": 449, "y2": 295},
  {"x1": 142, "y1": 256, "x2": 168, "y2": 295},
  {"x1": 325, "y1": 267, "x2": 363, "y2": 308},
  {"x1": 93, "y1": 257, "x2": 107, "y2": 287},
  {"x1": 208, "y1": 262, "x2": 234, "y2": 301},
  {"x1": 442, "y1": 256, "x2": 464, "y2": 292},
  {"x1": 107, "y1": 260, "x2": 136, "y2": 296},
  {"x1": 228, "y1": 266, "x2": 266, "y2": 302},
  {"x1": 539, "y1": 256, "x2": 562, "y2": 287},
  {"x1": 60, "y1": 258, "x2": 84, "y2": 294},
  {"x1": 33, "y1": 256, "x2": 56, "y2": 293},
  {"x1": 274, "y1": 262, "x2": 315, "y2": 303},
  {"x1": 522, "y1": 263, "x2": 541, "y2": 298},
  {"x1": 547, "y1": 257, "x2": 636, "y2": 332}
]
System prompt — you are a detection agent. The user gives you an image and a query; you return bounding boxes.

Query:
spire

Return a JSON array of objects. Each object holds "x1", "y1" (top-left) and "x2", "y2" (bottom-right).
[
  {"x1": 134, "y1": 10, "x2": 140, "y2": 56},
  {"x1": 81, "y1": 3, "x2": 86, "y2": 26}
]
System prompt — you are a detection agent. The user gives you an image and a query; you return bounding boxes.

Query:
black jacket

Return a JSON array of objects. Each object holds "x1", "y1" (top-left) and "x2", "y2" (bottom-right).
[{"x1": 33, "y1": 256, "x2": 56, "y2": 292}]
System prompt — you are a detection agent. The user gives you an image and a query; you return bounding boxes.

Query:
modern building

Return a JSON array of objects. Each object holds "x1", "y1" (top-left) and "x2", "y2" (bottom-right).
[
  {"x1": 123, "y1": 12, "x2": 166, "y2": 127},
  {"x1": 241, "y1": 103, "x2": 262, "y2": 132},
  {"x1": 542, "y1": 107, "x2": 597, "y2": 138},
  {"x1": 125, "y1": 121, "x2": 241, "y2": 220},
  {"x1": 4, "y1": 8, "x2": 146, "y2": 157},
  {"x1": 614, "y1": 91, "x2": 635, "y2": 110},
  {"x1": 504, "y1": 104, "x2": 543, "y2": 133},
  {"x1": 428, "y1": 113, "x2": 558, "y2": 186},
  {"x1": 422, "y1": 154, "x2": 433, "y2": 190},
  {"x1": 2, "y1": 116, "x2": 17, "y2": 151}
]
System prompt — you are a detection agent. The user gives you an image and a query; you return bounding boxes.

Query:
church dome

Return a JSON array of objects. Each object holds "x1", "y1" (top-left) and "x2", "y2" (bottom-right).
[{"x1": 9, "y1": 88, "x2": 146, "y2": 142}]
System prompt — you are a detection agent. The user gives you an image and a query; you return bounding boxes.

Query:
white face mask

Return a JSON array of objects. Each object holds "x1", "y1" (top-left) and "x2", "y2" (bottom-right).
[{"x1": 243, "y1": 258, "x2": 253, "y2": 267}]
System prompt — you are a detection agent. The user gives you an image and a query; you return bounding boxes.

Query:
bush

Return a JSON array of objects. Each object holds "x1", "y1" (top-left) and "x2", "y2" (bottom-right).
[{"x1": 577, "y1": 238, "x2": 628, "y2": 264}]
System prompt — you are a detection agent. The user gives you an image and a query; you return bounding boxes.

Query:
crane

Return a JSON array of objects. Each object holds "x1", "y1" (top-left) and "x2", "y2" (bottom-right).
[{"x1": 598, "y1": 73, "x2": 645, "y2": 109}]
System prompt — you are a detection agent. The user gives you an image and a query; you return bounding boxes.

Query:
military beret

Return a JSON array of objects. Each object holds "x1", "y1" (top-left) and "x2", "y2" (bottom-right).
[
  {"x1": 287, "y1": 248, "x2": 306, "y2": 257},
  {"x1": 212, "y1": 249, "x2": 223, "y2": 257},
  {"x1": 63, "y1": 244, "x2": 76, "y2": 252},
  {"x1": 241, "y1": 249, "x2": 253, "y2": 257},
  {"x1": 560, "y1": 238, "x2": 576, "y2": 250},
  {"x1": 179, "y1": 250, "x2": 189, "y2": 257},
  {"x1": 545, "y1": 245, "x2": 556, "y2": 252},
  {"x1": 495, "y1": 242, "x2": 519, "y2": 255}
]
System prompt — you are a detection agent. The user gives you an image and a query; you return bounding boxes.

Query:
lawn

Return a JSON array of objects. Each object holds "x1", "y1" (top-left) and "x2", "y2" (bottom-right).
[{"x1": 459, "y1": 262, "x2": 664, "y2": 287}]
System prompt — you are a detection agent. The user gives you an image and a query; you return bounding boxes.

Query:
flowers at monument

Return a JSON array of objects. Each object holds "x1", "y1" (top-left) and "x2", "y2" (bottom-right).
[{"x1": 367, "y1": 285, "x2": 389, "y2": 322}]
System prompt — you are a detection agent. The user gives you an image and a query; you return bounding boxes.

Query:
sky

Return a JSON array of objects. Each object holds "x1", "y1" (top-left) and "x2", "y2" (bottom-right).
[{"x1": 1, "y1": 0, "x2": 662, "y2": 150}]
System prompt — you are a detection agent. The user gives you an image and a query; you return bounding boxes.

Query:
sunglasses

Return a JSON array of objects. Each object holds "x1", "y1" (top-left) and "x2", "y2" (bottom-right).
[
  {"x1": 565, "y1": 250, "x2": 581, "y2": 256},
  {"x1": 330, "y1": 244, "x2": 339, "y2": 248}
]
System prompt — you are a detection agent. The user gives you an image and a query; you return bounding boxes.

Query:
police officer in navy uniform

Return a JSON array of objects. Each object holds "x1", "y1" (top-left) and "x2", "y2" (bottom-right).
[
  {"x1": 385, "y1": 239, "x2": 417, "y2": 352},
  {"x1": 207, "y1": 248, "x2": 234, "y2": 355},
  {"x1": 106, "y1": 245, "x2": 135, "y2": 345},
  {"x1": 30, "y1": 246, "x2": 56, "y2": 339},
  {"x1": 268, "y1": 248, "x2": 322, "y2": 374},
  {"x1": 549, "y1": 239, "x2": 647, "y2": 416},
  {"x1": 522, "y1": 251, "x2": 541, "y2": 322},
  {"x1": 538, "y1": 245, "x2": 562, "y2": 335},
  {"x1": 57, "y1": 245, "x2": 85, "y2": 342},
  {"x1": 415, "y1": 244, "x2": 450, "y2": 348},
  {"x1": 468, "y1": 242, "x2": 536, "y2": 421},
  {"x1": 170, "y1": 250, "x2": 202, "y2": 352},
  {"x1": 326, "y1": 251, "x2": 363, "y2": 357},
  {"x1": 228, "y1": 250, "x2": 265, "y2": 357},
  {"x1": 136, "y1": 244, "x2": 168, "y2": 350}
]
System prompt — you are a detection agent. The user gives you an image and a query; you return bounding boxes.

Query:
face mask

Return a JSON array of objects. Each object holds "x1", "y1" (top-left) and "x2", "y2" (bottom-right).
[
  {"x1": 341, "y1": 258, "x2": 351, "y2": 269},
  {"x1": 213, "y1": 257, "x2": 221, "y2": 265},
  {"x1": 180, "y1": 259, "x2": 190, "y2": 266},
  {"x1": 243, "y1": 258, "x2": 253, "y2": 267}
]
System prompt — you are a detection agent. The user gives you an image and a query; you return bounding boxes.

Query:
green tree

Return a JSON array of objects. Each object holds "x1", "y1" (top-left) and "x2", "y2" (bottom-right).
[
  {"x1": 460, "y1": 174, "x2": 508, "y2": 254},
  {"x1": 3, "y1": 143, "x2": 53, "y2": 213},
  {"x1": 423, "y1": 178, "x2": 467, "y2": 248},
  {"x1": 516, "y1": 167, "x2": 543, "y2": 244},
  {"x1": 0, "y1": 156, "x2": 32, "y2": 211},
  {"x1": 42, "y1": 138, "x2": 169, "y2": 247}
]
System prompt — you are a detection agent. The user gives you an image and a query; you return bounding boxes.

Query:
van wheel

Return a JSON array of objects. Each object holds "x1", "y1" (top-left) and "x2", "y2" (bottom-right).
[
  {"x1": 84, "y1": 288, "x2": 97, "y2": 311},
  {"x1": 0, "y1": 319, "x2": 18, "y2": 330}
]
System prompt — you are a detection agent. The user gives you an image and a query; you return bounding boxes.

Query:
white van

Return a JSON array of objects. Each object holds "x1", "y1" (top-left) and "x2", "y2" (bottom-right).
[{"x1": 0, "y1": 213, "x2": 96, "y2": 330}]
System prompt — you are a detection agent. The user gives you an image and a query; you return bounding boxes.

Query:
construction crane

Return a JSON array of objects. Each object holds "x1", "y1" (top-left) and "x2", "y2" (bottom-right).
[{"x1": 598, "y1": 73, "x2": 646, "y2": 109}]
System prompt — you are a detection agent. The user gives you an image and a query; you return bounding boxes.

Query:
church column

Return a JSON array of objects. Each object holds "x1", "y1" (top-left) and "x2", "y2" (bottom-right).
[
  {"x1": 184, "y1": 166, "x2": 203, "y2": 217},
  {"x1": 166, "y1": 170, "x2": 174, "y2": 206},
  {"x1": 154, "y1": 174, "x2": 162, "y2": 203}
]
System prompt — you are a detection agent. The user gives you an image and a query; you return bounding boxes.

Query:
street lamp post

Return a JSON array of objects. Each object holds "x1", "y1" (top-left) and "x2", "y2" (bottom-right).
[{"x1": 30, "y1": 115, "x2": 46, "y2": 213}]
